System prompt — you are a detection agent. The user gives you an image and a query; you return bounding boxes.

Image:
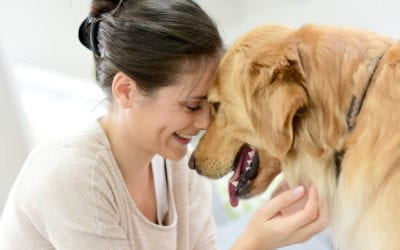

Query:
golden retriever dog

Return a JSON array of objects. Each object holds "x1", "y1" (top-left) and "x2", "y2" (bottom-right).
[{"x1": 189, "y1": 24, "x2": 400, "y2": 249}]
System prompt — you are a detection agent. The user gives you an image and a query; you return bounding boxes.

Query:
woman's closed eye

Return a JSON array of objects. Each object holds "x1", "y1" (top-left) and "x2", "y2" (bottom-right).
[
  {"x1": 185, "y1": 105, "x2": 201, "y2": 112},
  {"x1": 180, "y1": 98, "x2": 208, "y2": 112}
]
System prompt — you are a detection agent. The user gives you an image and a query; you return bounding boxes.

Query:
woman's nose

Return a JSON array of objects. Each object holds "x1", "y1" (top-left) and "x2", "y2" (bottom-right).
[{"x1": 194, "y1": 106, "x2": 211, "y2": 130}]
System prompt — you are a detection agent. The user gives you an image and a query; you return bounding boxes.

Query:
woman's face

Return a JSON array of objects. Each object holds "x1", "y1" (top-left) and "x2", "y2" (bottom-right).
[{"x1": 127, "y1": 63, "x2": 216, "y2": 161}]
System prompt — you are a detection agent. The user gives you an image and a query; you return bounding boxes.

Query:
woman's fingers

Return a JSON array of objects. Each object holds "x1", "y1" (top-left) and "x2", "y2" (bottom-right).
[
  {"x1": 280, "y1": 185, "x2": 324, "y2": 230},
  {"x1": 271, "y1": 179, "x2": 290, "y2": 198},
  {"x1": 241, "y1": 184, "x2": 329, "y2": 249},
  {"x1": 285, "y1": 200, "x2": 329, "y2": 244},
  {"x1": 295, "y1": 205, "x2": 329, "y2": 242},
  {"x1": 259, "y1": 185, "x2": 306, "y2": 220},
  {"x1": 266, "y1": 185, "x2": 329, "y2": 246}
]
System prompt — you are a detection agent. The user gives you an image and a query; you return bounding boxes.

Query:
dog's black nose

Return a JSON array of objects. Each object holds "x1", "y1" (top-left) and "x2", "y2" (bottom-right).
[{"x1": 189, "y1": 154, "x2": 197, "y2": 170}]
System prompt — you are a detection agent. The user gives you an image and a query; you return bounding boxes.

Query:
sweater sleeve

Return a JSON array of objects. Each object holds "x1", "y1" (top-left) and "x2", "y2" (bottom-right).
[{"x1": 14, "y1": 144, "x2": 131, "y2": 250}]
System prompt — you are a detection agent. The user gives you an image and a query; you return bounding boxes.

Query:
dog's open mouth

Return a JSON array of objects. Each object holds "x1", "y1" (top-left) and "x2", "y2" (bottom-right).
[{"x1": 228, "y1": 144, "x2": 259, "y2": 207}]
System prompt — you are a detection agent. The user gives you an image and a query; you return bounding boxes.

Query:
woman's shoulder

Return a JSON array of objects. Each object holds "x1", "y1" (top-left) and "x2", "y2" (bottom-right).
[
  {"x1": 9, "y1": 121, "x2": 122, "y2": 219},
  {"x1": 28, "y1": 121, "x2": 110, "y2": 166},
  {"x1": 18, "y1": 121, "x2": 115, "y2": 194}
]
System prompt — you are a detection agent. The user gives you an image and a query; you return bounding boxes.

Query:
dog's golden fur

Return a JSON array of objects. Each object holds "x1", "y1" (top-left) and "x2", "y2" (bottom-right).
[{"x1": 192, "y1": 24, "x2": 400, "y2": 249}]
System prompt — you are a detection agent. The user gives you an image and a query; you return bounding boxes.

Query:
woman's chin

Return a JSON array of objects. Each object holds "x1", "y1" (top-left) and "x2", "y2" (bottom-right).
[{"x1": 161, "y1": 146, "x2": 188, "y2": 161}]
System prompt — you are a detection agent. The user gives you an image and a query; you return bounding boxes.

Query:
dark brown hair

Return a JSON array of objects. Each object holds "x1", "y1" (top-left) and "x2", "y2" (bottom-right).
[{"x1": 82, "y1": 0, "x2": 223, "y2": 99}]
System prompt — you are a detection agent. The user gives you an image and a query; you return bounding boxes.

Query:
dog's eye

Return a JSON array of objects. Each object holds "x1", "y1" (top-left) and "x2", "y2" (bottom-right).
[{"x1": 212, "y1": 102, "x2": 220, "y2": 113}]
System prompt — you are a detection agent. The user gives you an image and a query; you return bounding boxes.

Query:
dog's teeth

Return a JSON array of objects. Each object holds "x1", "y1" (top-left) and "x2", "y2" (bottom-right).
[
  {"x1": 231, "y1": 181, "x2": 238, "y2": 187},
  {"x1": 247, "y1": 160, "x2": 252, "y2": 166},
  {"x1": 248, "y1": 151, "x2": 255, "y2": 158},
  {"x1": 245, "y1": 166, "x2": 251, "y2": 171}
]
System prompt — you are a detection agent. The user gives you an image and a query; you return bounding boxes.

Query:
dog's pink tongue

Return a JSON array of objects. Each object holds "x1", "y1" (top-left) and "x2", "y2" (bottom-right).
[
  {"x1": 228, "y1": 164, "x2": 241, "y2": 207},
  {"x1": 228, "y1": 183, "x2": 239, "y2": 207}
]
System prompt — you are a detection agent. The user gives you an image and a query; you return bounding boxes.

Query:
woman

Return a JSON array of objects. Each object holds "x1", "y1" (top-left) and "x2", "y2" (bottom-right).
[{"x1": 0, "y1": 0, "x2": 327, "y2": 249}]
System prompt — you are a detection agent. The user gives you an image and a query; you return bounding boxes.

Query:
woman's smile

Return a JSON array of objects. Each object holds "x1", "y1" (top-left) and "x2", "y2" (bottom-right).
[{"x1": 173, "y1": 132, "x2": 196, "y2": 145}]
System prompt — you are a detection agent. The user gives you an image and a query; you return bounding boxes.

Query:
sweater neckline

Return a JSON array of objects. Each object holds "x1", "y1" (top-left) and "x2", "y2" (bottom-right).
[{"x1": 93, "y1": 119, "x2": 178, "y2": 230}]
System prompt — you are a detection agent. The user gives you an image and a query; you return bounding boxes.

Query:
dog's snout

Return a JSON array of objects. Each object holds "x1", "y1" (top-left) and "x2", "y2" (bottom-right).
[{"x1": 189, "y1": 154, "x2": 197, "y2": 170}]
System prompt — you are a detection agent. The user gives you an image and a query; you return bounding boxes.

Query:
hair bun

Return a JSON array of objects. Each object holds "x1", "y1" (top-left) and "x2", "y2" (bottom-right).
[
  {"x1": 78, "y1": 17, "x2": 101, "y2": 58},
  {"x1": 78, "y1": 0, "x2": 123, "y2": 57},
  {"x1": 90, "y1": 0, "x2": 123, "y2": 18}
]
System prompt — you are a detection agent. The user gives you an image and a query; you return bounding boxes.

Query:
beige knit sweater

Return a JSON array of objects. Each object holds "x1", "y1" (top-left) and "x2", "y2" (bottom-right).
[{"x1": 0, "y1": 122, "x2": 218, "y2": 249}]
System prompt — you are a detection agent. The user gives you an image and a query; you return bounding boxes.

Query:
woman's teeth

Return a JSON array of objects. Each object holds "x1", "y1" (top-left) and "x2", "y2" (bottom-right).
[{"x1": 175, "y1": 132, "x2": 193, "y2": 139}]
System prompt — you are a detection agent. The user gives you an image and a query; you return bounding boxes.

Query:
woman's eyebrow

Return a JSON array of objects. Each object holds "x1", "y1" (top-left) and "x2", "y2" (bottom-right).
[{"x1": 189, "y1": 95, "x2": 207, "y2": 100}]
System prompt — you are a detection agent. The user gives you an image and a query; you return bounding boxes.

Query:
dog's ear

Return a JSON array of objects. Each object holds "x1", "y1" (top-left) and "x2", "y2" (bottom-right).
[
  {"x1": 250, "y1": 45, "x2": 309, "y2": 158},
  {"x1": 268, "y1": 78, "x2": 308, "y2": 158}
]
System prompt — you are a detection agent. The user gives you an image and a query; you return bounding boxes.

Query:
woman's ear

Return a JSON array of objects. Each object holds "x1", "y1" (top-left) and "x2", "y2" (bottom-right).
[{"x1": 112, "y1": 72, "x2": 136, "y2": 109}]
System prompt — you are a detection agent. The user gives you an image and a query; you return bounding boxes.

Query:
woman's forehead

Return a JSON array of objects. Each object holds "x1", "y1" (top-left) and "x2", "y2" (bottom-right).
[
  {"x1": 174, "y1": 73, "x2": 212, "y2": 100},
  {"x1": 175, "y1": 59, "x2": 219, "y2": 99}
]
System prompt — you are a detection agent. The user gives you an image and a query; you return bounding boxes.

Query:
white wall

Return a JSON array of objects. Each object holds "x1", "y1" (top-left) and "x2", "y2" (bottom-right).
[
  {"x1": 1, "y1": 0, "x2": 400, "y2": 82},
  {"x1": 0, "y1": 0, "x2": 93, "y2": 80},
  {"x1": 199, "y1": 0, "x2": 400, "y2": 46},
  {"x1": 0, "y1": 47, "x2": 29, "y2": 212}
]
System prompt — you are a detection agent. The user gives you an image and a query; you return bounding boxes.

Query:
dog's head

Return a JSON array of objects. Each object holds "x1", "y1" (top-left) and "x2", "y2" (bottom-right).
[
  {"x1": 190, "y1": 25, "x2": 311, "y2": 206},
  {"x1": 191, "y1": 24, "x2": 394, "y2": 207}
]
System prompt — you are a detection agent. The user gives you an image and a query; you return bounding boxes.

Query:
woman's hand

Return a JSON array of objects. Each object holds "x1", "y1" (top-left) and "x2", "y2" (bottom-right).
[{"x1": 231, "y1": 185, "x2": 328, "y2": 250}]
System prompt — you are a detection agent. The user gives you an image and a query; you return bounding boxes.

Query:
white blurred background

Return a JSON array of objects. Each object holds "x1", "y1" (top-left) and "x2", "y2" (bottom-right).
[{"x1": 1, "y1": 0, "x2": 400, "y2": 249}]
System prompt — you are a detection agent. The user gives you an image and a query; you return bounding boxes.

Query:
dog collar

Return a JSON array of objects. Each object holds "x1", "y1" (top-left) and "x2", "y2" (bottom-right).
[
  {"x1": 335, "y1": 51, "x2": 386, "y2": 176},
  {"x1": 346, "y1": 53, "x2": 385, "y2": 131}
]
